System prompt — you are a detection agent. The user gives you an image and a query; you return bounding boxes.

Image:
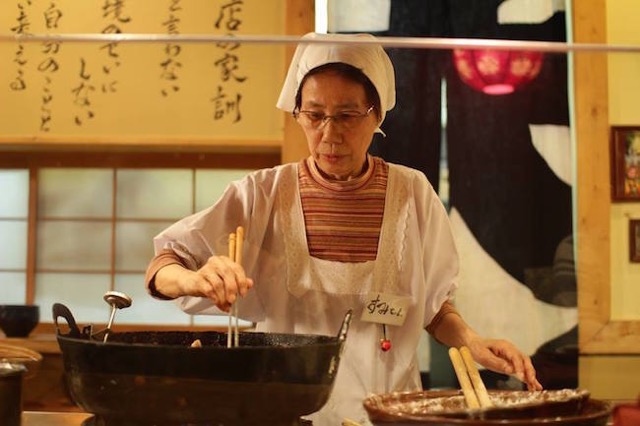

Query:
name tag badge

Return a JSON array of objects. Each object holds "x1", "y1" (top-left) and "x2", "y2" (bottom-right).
[{"x1": 361, "y1": 292, "x2": 411, "y2": 326}]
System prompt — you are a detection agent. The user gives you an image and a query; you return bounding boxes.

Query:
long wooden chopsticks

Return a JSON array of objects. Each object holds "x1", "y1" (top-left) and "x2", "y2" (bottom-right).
[
  {"x1": 227, "y1": 226, "x2": 244, "y2": 348},
  {"x1": 449, "y1": 346, "x2": 493, "y2": 409}
]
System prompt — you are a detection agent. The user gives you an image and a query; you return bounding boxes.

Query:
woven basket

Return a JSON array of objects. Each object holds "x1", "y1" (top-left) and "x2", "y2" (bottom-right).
[{"x1": 0, "y1": 343, "x2": 43, "y2": 380}]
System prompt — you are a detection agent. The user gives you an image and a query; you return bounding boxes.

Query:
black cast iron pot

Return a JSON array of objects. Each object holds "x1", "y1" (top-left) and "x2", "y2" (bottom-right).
[{"x1": 53, "y1": 303, "x2": 352, "y2": 426}]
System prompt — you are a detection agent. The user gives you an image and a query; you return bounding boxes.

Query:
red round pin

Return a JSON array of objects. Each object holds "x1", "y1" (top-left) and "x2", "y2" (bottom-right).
[{"x1": 380, "y1": 339, "x2": 392, "y2": 352}]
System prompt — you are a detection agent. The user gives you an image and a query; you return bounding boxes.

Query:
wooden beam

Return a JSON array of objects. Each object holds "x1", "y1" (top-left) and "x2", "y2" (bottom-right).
[{"x1": 0, "y1": 151, "x2": 280, "y2": 169}]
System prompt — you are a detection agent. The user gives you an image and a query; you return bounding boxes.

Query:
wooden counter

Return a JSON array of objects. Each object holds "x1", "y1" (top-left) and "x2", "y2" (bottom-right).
[
  {"x1": 23, "y1": 411, "x2": 92, "y2": 426},
  {"x1": 1, "y1": 334, "x2": 80, "y2": 412}
]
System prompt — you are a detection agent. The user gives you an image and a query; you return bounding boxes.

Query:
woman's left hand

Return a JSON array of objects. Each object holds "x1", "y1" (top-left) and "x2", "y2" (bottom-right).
[{"x1": 466, "y1": 337, "x2": 543, "y2": 391}]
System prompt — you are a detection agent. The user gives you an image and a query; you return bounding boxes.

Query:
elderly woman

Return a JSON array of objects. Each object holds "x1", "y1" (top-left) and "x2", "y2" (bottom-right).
[{"x1": 145, "y1": 32, "x2": 541, "y2": 425}]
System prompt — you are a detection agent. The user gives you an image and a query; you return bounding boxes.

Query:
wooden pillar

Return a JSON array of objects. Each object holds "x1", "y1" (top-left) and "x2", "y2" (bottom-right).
[
  {"x1": 572, "y1": 0, "x2": 612, "y2": 353},
  {"x1": 281, "y1": 0, "x2": 315, "y2": 164},
  {"x1": 573, "y1": 0, "x2": 640, "y2": 400}
]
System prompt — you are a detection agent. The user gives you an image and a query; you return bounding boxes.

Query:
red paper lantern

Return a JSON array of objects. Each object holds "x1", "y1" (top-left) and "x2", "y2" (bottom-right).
[{"x1": 453, "y1": 49, "x2": 544, "y2": 95}]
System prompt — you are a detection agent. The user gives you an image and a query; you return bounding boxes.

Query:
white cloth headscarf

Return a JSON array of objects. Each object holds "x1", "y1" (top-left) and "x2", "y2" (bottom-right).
[{"x1": 276, "y1": 32, "x2": 396, "y2": 134}]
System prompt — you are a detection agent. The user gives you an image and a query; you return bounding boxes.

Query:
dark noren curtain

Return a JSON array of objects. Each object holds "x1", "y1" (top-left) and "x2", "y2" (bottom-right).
[
  {"x1": 367, "y1": 0, "x2": 576, "y2": 389},
  {"x1": 371, "y1": 0, "x2": 571, "y2": 284}
]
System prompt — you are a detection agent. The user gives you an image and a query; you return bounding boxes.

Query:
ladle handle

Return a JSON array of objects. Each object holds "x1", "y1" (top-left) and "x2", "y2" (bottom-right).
[
  {"x1": 103, "y1": 306, "x2": 118, "y2": 343},
  {"x1": 101, "y1": 291, "x2": 133, "y2": 343},
  {"x1": 52, "y1": 303, "x2": 82, "y2": 338}
]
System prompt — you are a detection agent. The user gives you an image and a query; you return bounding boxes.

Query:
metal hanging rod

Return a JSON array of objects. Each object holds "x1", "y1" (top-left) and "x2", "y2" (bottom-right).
[{"x1": 0, "y1": 33, "x2": 639, "y2": 54}]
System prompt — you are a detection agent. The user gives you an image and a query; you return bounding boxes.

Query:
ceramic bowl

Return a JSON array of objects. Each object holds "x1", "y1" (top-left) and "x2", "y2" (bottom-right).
[
  {"x1": 364, "y1": 389, "x2": 611, "y2": 426},
  {"x1": 0, "y1": 305, "x2": 40, "y2": 338}
]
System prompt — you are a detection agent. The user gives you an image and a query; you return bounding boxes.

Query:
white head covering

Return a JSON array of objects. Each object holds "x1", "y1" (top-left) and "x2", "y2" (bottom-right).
[{"x1": 276, "y1": 32, "x2": 396, "y2": 134}]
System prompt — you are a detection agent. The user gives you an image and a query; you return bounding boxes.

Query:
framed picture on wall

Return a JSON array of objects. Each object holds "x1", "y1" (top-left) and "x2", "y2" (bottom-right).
[
  {"x1": 631, "y1": 219, "x2": 640, "y2": 263},
  {"x1": 611, "y1": 126, "x2": 640, "y2": 201}
]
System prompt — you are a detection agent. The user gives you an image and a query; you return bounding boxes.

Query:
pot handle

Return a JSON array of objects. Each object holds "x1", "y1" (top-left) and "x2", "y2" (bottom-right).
[
  {"x1": 52, "y1": 303, "x2": 83, "y2": 338},
  {"x1": 337, "y1": 309, "x2": 353, "y2": 342}
]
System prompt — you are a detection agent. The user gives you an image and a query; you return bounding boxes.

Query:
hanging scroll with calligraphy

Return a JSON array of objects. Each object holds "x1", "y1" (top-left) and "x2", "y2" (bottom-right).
[{"x1": 0, "y1": 0, "x2": 285, "y2": 147}]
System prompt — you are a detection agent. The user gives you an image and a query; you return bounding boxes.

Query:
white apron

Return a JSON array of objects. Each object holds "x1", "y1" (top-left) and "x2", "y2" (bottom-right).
[{"x1": 277, "y1": 164, "x2": 422, "y2": 426}]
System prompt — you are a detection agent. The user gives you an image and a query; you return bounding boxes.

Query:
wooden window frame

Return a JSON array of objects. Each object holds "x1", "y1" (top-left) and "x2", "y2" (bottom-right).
[{"x1": 0, "y1": 150, "x2": 279, "y2": 331}]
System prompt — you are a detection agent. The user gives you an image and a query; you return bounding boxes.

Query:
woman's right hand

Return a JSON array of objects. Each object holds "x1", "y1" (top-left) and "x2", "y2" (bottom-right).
[
  {"x1": 190, "y1": 255, "x2": 254, "y2": 311},
  {"x1": 155, "y1": 256, "x2": 254, "y2": 311}
]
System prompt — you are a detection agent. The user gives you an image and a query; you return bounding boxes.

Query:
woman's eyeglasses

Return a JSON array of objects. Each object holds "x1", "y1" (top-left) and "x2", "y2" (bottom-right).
[{"x1": 293, "y1": 106, "x2": 374, "y2": 130}]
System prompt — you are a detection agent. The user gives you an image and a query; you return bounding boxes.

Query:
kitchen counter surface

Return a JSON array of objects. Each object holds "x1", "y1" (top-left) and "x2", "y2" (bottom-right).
[
  {"x1": 22, "y1": 411, "x2": 619, "y2": 426},
  {"x1": 1, "y1": 333, "x2": 61, "y2": 354},
  {"x1": 23, "y1": 411, "x2": 92, "y2": 425}
]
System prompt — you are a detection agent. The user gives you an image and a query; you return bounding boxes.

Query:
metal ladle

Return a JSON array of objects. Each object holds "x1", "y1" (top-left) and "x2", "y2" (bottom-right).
[{"x1": 102, "y1": 291, "x2": 132, "y2": 343}]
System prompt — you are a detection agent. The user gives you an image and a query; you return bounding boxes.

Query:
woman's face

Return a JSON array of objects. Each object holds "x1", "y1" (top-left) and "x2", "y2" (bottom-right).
[{"x1": 297, "y1": 70, "x2": 378, "y2": 181}]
